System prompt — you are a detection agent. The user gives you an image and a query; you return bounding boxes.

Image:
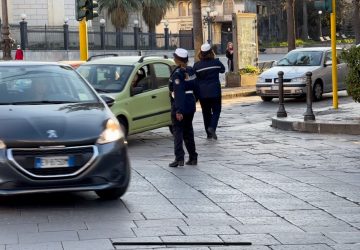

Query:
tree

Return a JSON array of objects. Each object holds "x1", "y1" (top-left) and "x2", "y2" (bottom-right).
[
  {"x1": 98, "y1": 0, "x2": 141, "y2": 30},
  {"x1": 141, "y1": 0, "x2": 176, "y2": 48},
  {"x1": 192, "y1": 0, "x2": 203, "y2": 62},
  {"x1": 287, "y1": 0, "x2": 296, "y2": 51},
  {"x1": 302, "y1": 0, "x2": 309, "y2": 40},
  {"x1": 354, "y1": 0, "x2": 360, "y2": 44}
]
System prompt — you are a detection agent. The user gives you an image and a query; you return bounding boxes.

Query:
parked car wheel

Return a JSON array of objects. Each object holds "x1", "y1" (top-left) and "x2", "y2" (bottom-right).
[
  {"x1": 313, "y1": 81, "x2": 323, "y2": 101},
  {"x1": 261, "y1": 96, "x2": 273, "y2": 102},
  {"x1": 118, "y1": 117, "x2": 128, "y2": 138}
]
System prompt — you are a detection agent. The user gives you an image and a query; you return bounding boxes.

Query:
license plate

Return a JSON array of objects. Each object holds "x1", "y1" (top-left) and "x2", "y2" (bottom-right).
[
  {"x1": 35, "y1": 156, "x2": 74, "y2": 168},
  {"x1": 271, "y1": 85, "x2": 279, "y2": 90}
]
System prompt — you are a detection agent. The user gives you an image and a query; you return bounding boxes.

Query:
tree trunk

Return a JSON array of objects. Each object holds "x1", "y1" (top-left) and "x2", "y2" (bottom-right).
[
  {"x1": 302, "y1": 0, "x2": 309, "y2": 40},
  {"x1": 192, "y1": 0, "x2": 203, "y2": 62},
  {"x1": 149, "y1": 24, "x2": 156, "y2": 50},
  {"x1": 287, "y1": 0, "x2": 296, "y2": 51},
  {"x1": 354, "y1": 0, "x2": 360, "y2": 44}
]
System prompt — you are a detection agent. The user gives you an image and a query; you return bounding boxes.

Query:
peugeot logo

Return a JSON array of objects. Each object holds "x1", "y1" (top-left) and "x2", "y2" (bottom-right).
[{"x1": 47, "y1": 130, "x2": 58, "y2": 139}]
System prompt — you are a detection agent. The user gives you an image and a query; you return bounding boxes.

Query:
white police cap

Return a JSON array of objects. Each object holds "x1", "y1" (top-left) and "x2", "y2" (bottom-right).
[
  {"x1": 201, "y1": 43, "x2": 211, "y2": 52},
  {"x1": 174, "y1": 48, "x2": 188, "y2": 59}
]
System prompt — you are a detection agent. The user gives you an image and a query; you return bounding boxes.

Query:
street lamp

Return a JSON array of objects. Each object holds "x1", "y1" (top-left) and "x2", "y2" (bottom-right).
[
  {"x1": 63, "y1": 16, "x2": 69, "y2": 50},
  {"x1": 133, "y1": 19, "x2": 139, "y2": 51},
  {"x1": 203, "y1": 7, "x2": 217, "y2": 45},
  {"x1": 19, "y1": 13, "x2": 28, "y2": 50},
  {"x1": 1, "y1": 0, "x2": 13, "y2": 60},
  {"x1": 318, "y1": 10, "x2": 323, "y2": 38},
  {"x1": 100, "y1": 18, "x2": 106, "y2": 50},
  {"x1": 163, "y1": 20, "x2": 169, "y2": 50}
]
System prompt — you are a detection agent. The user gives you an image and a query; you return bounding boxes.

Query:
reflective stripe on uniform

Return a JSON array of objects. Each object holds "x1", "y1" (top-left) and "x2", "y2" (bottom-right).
[
  {"x1": 196, "y1": 66, "x2": 221, "y2": 72},
  {"x1": 185, "y1": 90, "x2": 193, "y2": 94}
]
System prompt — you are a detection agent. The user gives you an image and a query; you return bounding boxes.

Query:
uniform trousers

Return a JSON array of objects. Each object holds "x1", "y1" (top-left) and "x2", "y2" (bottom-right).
[
  {"x1": 199, "y1": 96, "x2": 222, "y2": 136},
  {"x1": 172, "y1": 113, "x2": 197, "y2": 161}
]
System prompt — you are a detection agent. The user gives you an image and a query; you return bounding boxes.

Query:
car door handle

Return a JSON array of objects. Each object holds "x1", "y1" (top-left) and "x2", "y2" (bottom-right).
[{"x1": 151, "y1": 95, "x2": 157, "y2": 99}]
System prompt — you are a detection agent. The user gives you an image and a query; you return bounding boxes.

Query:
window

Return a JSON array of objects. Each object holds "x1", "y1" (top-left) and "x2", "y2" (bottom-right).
[
  {"x1": 179, "y1": 2, "x2": 186, "y2": 16},
  {"x1": 153, "y1": 63, "x2": 171, "y2": 88},
  {"x1": 223, "y1": 0, "x2": 234, "y2": 15},
  {"x1": 188, "y1": 2, "x2": 192, "y2": 16},
  {"x1": 77, "y1": 65, "x2": 133, "y2": 93}
]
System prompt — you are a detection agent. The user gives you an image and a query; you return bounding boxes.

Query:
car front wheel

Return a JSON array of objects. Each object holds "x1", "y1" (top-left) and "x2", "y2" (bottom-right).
[
  {"x1": 313, "y1": 81, "x2": 323, "y2": 101},
  {"x1": 96, "y1": 187, "x2": 128, "y2": 200},
  {"x1": 261, "y1": 96, "x2": 273, "y2": 102}
]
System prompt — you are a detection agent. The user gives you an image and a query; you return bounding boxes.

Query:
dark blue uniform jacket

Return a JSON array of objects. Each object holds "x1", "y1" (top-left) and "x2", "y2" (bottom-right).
[
  {"x1": 169, "y1": 66, "x2": 196, "y2": 115},
  {"x1": 193, "y1": 58, "x2": 225, "y2": 99}
]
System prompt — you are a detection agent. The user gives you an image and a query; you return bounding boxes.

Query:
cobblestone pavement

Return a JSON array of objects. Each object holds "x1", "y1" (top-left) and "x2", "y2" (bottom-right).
[{"x1": 0, "y1": 95, "x2": 359, "y2": 250}]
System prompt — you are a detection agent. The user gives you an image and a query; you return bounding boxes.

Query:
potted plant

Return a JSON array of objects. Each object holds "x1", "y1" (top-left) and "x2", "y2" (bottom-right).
[{"x1": 239, "y1": 65, "x2": 260, "y2": 86}]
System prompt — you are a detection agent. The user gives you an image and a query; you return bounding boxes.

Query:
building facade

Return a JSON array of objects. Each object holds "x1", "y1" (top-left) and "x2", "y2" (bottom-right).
[{"x1": 156, "y1": 0, "x2": 260, "y2": 52}]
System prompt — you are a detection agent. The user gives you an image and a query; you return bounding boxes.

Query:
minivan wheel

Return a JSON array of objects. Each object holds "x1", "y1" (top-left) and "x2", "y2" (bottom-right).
[
  {"x1": 261, "y1": 96, "x2": 273, "y2": 102},
  {"x1": 118, "y1": 117, "x2": 128, "y2": 137},
  {"x1": 313, "y1": 81, "x2": 323, "y2": 101}
]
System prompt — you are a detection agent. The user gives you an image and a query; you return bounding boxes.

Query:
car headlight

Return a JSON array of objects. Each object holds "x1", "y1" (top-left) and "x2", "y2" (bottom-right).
[
  {"x1": 257, "y1": 77, "x2": 266, "y2": 83},
  {"x1": 0, "y1": 140, "x2": 6, "y2": 149},
  {"x1": 97, "y1": 119, "x2": 124, "y2": 144},
  {"x1": 291, "y1": 76, "x2": 306, "y2": 83}
]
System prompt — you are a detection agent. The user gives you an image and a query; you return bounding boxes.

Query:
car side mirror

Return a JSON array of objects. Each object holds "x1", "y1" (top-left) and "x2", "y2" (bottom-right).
[
  {"x1": 100, "y1": 95, "x2": 115, "y2": 107},
  {"x1": 324, "y1": 60, "x2": 332, "y2": 67},
  {"x1": 131, "y1": 86, "x2": 144, "y2": 96}
]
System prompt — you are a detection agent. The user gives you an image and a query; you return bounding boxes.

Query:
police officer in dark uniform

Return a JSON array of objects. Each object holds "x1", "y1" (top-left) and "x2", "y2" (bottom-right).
[
  {"x1": 168, "y1": 48, "x2": 198, "y2": 168},
  {"x1": 193, "y1": 43, "x2": 225, "y2": 140}
]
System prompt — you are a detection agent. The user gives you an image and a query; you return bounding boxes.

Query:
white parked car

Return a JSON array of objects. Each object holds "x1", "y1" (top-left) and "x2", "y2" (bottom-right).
[{"x1": 256, "y1": 47, "x2": 348, "y2": 102}]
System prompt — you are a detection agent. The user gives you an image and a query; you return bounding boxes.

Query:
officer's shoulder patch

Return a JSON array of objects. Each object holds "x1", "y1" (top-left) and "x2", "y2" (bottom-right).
[{"x1": 175, "y1": 79, "x2": 180, "y2": 85}]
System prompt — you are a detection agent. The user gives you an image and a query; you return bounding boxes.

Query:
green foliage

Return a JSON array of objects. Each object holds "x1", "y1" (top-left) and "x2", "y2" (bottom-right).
[
  {"x1": 341, "y1": 45, "x2": 360, "y2": 102},
  {"x1": 296, "y1": 39, "x2": 304, "y2": 46},
  {"x1": 239, "y1": 65, "x2": 260, "y2": 75}
]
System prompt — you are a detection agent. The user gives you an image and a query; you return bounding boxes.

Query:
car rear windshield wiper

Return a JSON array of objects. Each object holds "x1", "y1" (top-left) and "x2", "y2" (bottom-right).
[{"x1": 6, "y1": 100, "x2": 77, "y2": 105}]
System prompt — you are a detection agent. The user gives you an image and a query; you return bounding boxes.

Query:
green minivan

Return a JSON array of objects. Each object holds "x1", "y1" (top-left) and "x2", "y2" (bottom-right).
[{"x1": 77, "y1": 55, "x2": 175, "y2": 136}]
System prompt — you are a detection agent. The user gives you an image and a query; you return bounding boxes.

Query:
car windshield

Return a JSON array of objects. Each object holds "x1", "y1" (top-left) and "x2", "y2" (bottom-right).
[
  {"x1": 0, "y1": 65, "x2": 98, "y2": 105},
  {"x1": 277, "y1": 51, "x2": 323, "y2": 66},
  {"x1": 77, "y1": 64, "x2": 133, "y2": 93}
]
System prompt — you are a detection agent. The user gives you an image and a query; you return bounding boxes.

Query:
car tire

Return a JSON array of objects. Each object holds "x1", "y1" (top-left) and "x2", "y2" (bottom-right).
[
  {"x1": 96, "y1": 170, "x2": 130, "y2": 200},
  {"x1": 261, "y1": 96, "x2": 273, "y2": 102},
  {"x1": 118, "y1": 117, "x2": 128, "y2": 138},
  {"x1": 95, "y1": 186, "x2": 128, "y2": 200},
  {"x1": 313, "y1": 81, "x2": 323, "y2": 101}
]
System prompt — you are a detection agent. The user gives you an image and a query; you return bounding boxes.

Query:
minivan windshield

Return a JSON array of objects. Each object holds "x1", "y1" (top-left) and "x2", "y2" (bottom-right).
[
  {"x1": 277, "y1": 51, "x2": 323, "y2": 66},
  {"x1": 0, "y1": 65, "x2": 98, "y2": 105},
  {"x1": 77, "y1": 65, "x2": 133, "y2": 93}
]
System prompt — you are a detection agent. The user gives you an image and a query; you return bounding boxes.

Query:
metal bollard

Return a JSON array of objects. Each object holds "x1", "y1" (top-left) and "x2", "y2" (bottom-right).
[
  {"x1": 277, "y1": 71, "x2": 287, "y2": 117},
  {"x1": 304, "y1": 72, "x2": 316, "y2": 121}
]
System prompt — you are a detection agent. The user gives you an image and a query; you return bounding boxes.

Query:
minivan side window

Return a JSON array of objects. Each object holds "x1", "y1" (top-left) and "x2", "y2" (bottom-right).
[{"x1": 153, "y1": 63, "x2": 171, "y2": 88}]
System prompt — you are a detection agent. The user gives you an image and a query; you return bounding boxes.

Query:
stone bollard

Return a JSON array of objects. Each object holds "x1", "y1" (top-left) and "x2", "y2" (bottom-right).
[
  {"x1": 276, "y1": 71, "x2": 287, "y2": 118},
  {"x1": 304, "y1": 72, "x2": 316, "y2": 121}
]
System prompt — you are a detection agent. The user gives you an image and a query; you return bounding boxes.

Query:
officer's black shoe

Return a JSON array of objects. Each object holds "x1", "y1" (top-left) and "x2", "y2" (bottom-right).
[
  {"x1": 169, "y1": 160, "x2": 184, "y2": 168},
  {"x1": 206, "y1": 134, "x2": 212, "y2": 139},
  {"x1": 186, "y1": 159, "x2": 197, "y2": 165},
  {"x1": 207, "y1": 127, "x2": 217, "y2": 140}
]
